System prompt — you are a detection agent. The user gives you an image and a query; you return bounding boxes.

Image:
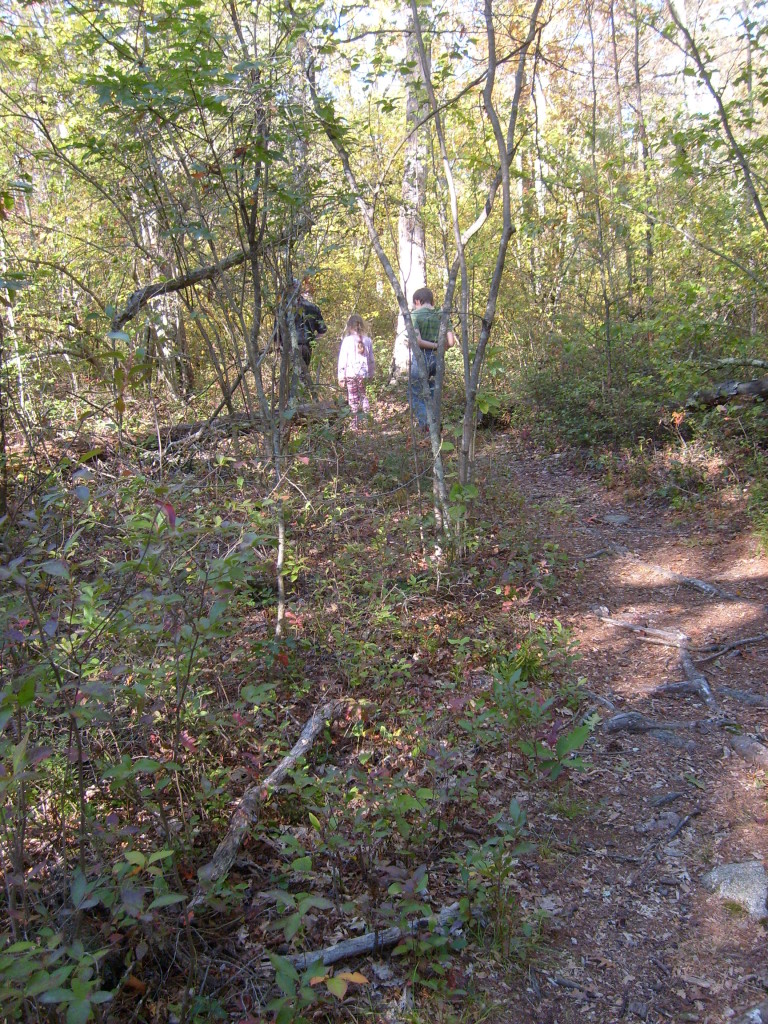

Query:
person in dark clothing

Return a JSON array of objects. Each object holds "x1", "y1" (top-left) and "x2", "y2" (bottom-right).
[
  {"x1": 280, "y1": 284, "x2": 327, "y2": 368},
  {"x1": 296, "y1": 295, "x2": 327, "y2": 366}
]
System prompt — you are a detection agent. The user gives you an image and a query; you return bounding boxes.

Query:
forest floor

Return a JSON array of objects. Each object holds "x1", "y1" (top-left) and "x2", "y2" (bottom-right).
[
  {"x1": 462, "y1": 427, "x2": 768, "y2": 1024},
  {"x1": 28, "y1": 397, "x2": 768, "y2": 1024},
  {"x1": 200, "y1": 406, "x2": 768, "y2": 1024}
]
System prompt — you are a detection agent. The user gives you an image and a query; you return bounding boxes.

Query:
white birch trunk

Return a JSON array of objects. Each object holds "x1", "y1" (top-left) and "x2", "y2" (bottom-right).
[{"x1": 391, "y1": 13, "x2": 429, "y2": 377}]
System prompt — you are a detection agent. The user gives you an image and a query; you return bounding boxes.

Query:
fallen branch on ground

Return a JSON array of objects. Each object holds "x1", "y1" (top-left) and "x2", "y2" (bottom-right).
[
  {"x1": 189, "y1": 699, "x2": 346, "y2": 908},
  {"x1": 668, "y1": 805, "x2": 702, "y2": 840},
  {"x1": 695, "y1": 633, "x2": 768, "y2": 664},
  {"x1": 598, "y1": 616, "x2": 690, "y2": 649},
  {"x1": 686, "y1": 375, "x2": 768, "y2": 409},
  {"x1": 729, "y1": 734, "x2": 768, "y2": 769},
  {"x1": 290, "y1": 902, "x2": 462, "y2": 969},
  {"x1": 717, "y1": 686, "x2": 768, "y2": 709},
  {"x1": 624, "y1": 556, "x2": 735, "y2": 599}
]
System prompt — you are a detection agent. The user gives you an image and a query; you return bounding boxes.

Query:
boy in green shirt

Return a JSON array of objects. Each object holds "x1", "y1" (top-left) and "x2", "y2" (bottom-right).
[{"x1": 408, "y1": 287, "x2": 456, "y2": 431}]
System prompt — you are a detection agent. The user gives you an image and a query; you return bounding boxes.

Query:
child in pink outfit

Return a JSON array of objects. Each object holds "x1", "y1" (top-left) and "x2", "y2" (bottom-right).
[{"x1": 337, "y1": 314, "x2": 375, "y2": 430}]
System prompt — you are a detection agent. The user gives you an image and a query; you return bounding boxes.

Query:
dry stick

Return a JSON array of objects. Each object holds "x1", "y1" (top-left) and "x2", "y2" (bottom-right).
[
  {"x1": 290, "y1": 902, "x2": 462, "y2": 970},
  {"x1": 189, "y1": 700, "x2": 346, "y2": 909},
  {"x1": 598, "y1": 616, "x2": 690, "y2": 649},
  {"x1": 668, "y1": 805, "x2": 702, "y2": 841},
  {"x1": 622, "y1": 556, "x2": 735, "y2": 599},
  {"x1": 695, "y1": 633, "x2": 768, "y2": 664}
]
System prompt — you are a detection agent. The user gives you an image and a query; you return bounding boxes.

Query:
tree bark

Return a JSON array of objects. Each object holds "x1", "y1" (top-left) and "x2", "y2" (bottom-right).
[{"x1": 392, "y1": 11, "x2": 430, "y2": 378}]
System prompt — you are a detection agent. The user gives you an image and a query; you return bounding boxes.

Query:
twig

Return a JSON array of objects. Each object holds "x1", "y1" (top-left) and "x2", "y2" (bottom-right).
[
  {"x1": 546, "y1": 974, "x2": 599, "y2": 998},
  {"x1": 695, "y1": 633, "x2": 768, "y2": 664},
  {"x1": 668, "y1": 805, "x2": 701, "y2": 840}
]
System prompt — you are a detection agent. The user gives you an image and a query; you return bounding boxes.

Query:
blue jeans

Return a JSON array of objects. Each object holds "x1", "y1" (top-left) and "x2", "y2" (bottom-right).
[{"x1": 409, "y1": 352, "x2": 436, "y2": 429}]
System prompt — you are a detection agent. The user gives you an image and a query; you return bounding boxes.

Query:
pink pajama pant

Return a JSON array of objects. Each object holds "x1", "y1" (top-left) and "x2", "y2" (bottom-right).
[{"x1": 346, "y1": 376, "x2": 369, "y2": 426}]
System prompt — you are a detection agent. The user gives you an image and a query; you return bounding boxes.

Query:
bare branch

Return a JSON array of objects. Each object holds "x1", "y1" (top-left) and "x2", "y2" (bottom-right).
[{"x1": 111, "y1": 250, "x2": 249, "y2": 333}]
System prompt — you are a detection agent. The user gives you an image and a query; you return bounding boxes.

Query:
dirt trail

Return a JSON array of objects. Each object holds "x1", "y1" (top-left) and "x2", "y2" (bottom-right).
[{"x1": 490, "y1": 443, "x2": 768, "y2": 1024}]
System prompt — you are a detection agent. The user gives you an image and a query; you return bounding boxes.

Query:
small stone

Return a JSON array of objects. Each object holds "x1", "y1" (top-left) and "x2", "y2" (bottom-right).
[{"x1": 702, "y1": 861, "x2": 768, "y2": 919}]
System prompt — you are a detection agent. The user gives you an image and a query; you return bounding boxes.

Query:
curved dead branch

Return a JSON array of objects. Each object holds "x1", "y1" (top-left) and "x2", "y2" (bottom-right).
[{"x1": 189, "y1": 699, "x2": 347, "y2": 908}]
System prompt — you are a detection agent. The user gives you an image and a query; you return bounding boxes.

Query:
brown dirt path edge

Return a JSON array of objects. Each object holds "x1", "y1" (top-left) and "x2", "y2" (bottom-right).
[{"x1": 481, "y1": 441, "x2": 768, "y2": 1024}]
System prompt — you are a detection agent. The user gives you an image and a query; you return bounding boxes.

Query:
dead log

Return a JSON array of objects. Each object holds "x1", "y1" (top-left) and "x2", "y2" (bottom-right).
[
  {"x1": 290, "y1": 902, "x2": 462, "y2": 970},
  {"x1": 729, "y1": 734, "x2": 768, "y2": 769},
  {"x1": 135, "y1": 403, "x2": 340, "y2": 448},
  {"x1": 686, "y1": 375, "x2": 768, "y2": 409},
  {"x1": 189, "y1": 699, "x2": 346, "y2": 908}
]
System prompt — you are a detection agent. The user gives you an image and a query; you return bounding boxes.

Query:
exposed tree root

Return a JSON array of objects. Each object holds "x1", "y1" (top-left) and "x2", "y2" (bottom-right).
[
  {"x1": 718, "y1": 686, "x2": 768, "y2": 709},
  {"x1": 189, "y1": 699, "x2": 346, "y2": 908},
  {"x1": 729, "y1": 734, "x2": 768, "y2": 769},
  {"x1": 603, "y1": 712, "x2": 704, "y2": 752},
  {"x1": 639, "y1": 563, "x2": 734, "y2": 599},
  {"x1": 596, "y1": 548, "x2": 736, "y2": 599},
  {"x1": 603, "y1": 711, "x2": 695, "y2": 734},
  {"x1": 652, "y1": 650, "x2": 717, "y2": 710},
  {"x1": 289, "y1": 902, "x2": 462, "y2": 970}
]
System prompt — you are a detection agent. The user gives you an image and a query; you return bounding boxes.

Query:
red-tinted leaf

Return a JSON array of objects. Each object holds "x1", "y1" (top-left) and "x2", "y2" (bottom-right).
[
  {"x1": 179, "y1": 731, "x2": 197, "y2": 753},
  {"x1": 157, "y1": 501, "x2": 176, "y2": 528}
]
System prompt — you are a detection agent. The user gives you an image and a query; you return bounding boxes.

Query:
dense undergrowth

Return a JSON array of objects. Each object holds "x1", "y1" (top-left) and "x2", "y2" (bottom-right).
[
  {"x1": 473, "y1": 333, "x2": 768, "y2": 551},
  {"x1": 2, "y1": 323, "x2": 766, "y2": 1021},
  {"x1": 0, "y1": 400, "x2": 597, "y2": 1024}
]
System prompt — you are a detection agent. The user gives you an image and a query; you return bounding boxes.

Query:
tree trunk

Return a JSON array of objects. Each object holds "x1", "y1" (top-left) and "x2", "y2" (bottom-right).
[
  {"x1": 391, "y1": 11, "x2": 430, "y2": 378},
  {"x1": 633, "y1": 0, "x2": 654, "y2": 316}
]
